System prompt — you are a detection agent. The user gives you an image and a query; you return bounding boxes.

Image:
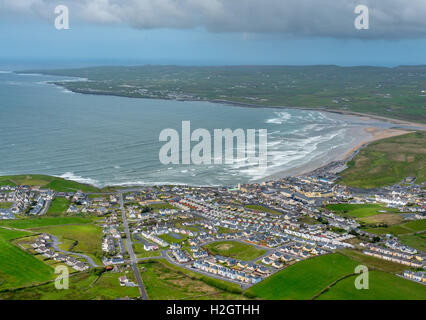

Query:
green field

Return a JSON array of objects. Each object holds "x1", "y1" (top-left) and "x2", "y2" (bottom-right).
[
  {"x1": 326, "y1": 203, "x2": 399, "y2": 218},
  {"x1": 0, "y1": 174, "x2": 100, "y2": 192},
  {"x1": 0, "y1": 216, "x2": 96, "y2": 229},
  {"x1": 33, "y1": 224, "x2": 103, "y2": 259},
  {"x1": 317, "y1": 271, "x2": 426, "y2": 300},
  {"x1": 245, "y1": 205, "x2": 282, "y2": 215},
  {"x1": 339, "y1": 131, "x2": 426, "y2": 188},
  {"x1": 46, "y1": 198, "x2": 70, "y2": 216},
  {"x1": 0, "y1": 270, "x2": 140, "y2": 300},
  {"x1": 158, "y1": 233, "x2": 188, "y2": 244},
  {"x1": 364, "y1": 219, "x2": 426, "y2": 235},
  {"x1": 398, "y1": 233, "x2": 426, "y2": 252},
  {"x1": 245, "y1": 253, "x2": 359, "y2": 300},
  {"x1": 298, "y1": 215, "x2": 321, "y2": 225},
  {"x1": 0, "y1": 202, "x2": 12, "y2": 209},
  {"x1": 140, "y1": 260, "x2": 244, "y2": 300},
  {"x1": 203, "y1": 241, "x2": 266, "y2": 261},
  {"x1": 148, "y1": 203, "x2": 178, "y2": 211},
  {"x1": 0, "y1": 228, "x2": 54, "y2": 290},
  {"x1": 338, "y1": 249, "x2": 407, "y2": 273},
  {"x1": 133, "y1": 241, "x2": 162, "y2": 258}
]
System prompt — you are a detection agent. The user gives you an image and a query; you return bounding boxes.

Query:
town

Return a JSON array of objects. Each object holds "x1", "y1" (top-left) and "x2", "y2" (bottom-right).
[{"x1": 1, "y1": 159, "x2": 425, "y2": 294}]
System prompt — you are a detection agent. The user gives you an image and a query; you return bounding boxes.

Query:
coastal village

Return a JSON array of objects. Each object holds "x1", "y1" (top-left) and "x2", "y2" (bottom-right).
[{"x1": 1, "y1": 159, "x2": 425, "y2": 290}]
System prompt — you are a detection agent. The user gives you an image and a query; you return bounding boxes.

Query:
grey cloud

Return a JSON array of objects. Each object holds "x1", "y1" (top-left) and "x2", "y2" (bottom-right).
[{"x1": 1, "y1": 0, "x2": 426, "y2": 39}]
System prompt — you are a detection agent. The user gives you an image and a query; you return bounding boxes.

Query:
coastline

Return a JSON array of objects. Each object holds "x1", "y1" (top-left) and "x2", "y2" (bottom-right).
[
  {"x1": 4, "y1": 71, "x2": 425, "y2": 188},
  {"x1": 17, "y1": 71, "x2": 425, "y2": 130},
  {"x1": 263, "y1": 127, "x2": 412, "y2": 181},
  {"x1": 341, "y1": 127, "x2": 412, "y2": 161}
]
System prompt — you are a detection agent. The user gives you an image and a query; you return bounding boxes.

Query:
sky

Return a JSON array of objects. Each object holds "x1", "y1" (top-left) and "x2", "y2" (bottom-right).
[{"x1": 0, "y1": 0, "x2": 426, "y2": 68}]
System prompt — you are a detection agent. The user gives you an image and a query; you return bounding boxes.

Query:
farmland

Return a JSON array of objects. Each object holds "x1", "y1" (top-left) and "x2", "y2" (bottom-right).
[
  {"x1": 326, "y1": 203, "x2": 400, "y2": 218},
  {"x1": 0, "y1": 228, "x2": 54, "y2": 290},
  {"x1": 0, "y1": 270, "x2": 140, "y2": 300},
  {"x1": 0, "y1": 216, "x2": 96, "y2": 230},
  {"x1": 32, "y1": 224, "x2": 103, "y2": 262},
  {"x1": 245, "y1": 253, "x2": 359, "y2": 300},
  {"x1": 139, "y1": 260, "x2": 245, "y2": 300},
  {"x1": 339, "y1": 131, "x2": 426, "y2": 188},
  {"x1": 317, "y1": 271, "x2": 426, "y2": 300},
  {"x1": 46, "y1": 198, "x2": 71, "y2": 216}
]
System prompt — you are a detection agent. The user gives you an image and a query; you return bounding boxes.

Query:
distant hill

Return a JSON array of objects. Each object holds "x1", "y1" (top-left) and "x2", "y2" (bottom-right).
[{"x1": 20, "y1": 65, "x2": 426, "y2": 123}]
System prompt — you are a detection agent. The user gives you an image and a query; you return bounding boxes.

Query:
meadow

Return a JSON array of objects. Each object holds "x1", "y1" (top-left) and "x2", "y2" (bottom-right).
[
  {"x1": 0, "y1": 228, "x2": 54, "y2": 290},
  {"x1": 0, "y1": 216, "x2": 96, "y2": 229},
  {"x1": 0, "y1": 174, "x2": 100, "y2": 192},
  {"x1": 32, "y1": 224, "x2": 103, "y2": 261},
  {"x1": 245, "y1": 253, "x2": 359, "y2": 300},
  {"x1": 317, "y1": 271, "x2": 426, "y2": 300},
  {"x1": 326, "y1": 203, "x2": 399, "y2": 218},
  {"x1": 398, "y1": 233, "x2": 426, "y2": 252},
  {"x1": 139, "y1": 260, "x2": 245, "y2": 300},
  {"x1": 0, "y1": 270, "x2": 140, "y2": 300},
  {"x1": 339, "y1": 131, "x2": 426, "y2": 188},
  {"x1": 46, "y1": 198, "x2": 71, "y2": 216},
  {"x1": 203, "y1": 241, "x2": 266, "y2": 261},
  {"x1": 364, "y1": 219, "x2": 426, "y2": 235}
]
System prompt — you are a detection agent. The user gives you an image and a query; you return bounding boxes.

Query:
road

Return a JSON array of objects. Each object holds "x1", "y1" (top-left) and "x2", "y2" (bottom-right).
[
  {"x1": 50, "y1": 235, "x2": 99, "y2": 267},
  {"x1": 119, "y1": 192, "x2": 148, "y2": 300},
  {"x1": 39, "y1": 199, "x2": 51, "y2": 216}
]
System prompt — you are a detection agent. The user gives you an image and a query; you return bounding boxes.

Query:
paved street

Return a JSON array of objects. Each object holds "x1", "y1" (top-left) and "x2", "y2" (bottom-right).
[
  {"x1": 50, "y1": 235, "x2": 100, "y2": 267},
  {"x1": 119, "y1": 192, "x2": 148, "y2": 300}
]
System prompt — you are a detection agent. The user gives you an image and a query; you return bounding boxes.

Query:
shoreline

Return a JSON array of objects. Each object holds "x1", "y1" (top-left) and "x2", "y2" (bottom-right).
[
  {"x1": 0, "y1": 127, "x2": 414, "y2": 190},
  {"x1": 15, "y1": 70, "x2": 425, "y2": 130},
  {"x1": 4, "y1": 71, "x2": 424, "y2": 189},
  {"x1": 341, "y1": 127, "x2": 412, "y2": 161}
]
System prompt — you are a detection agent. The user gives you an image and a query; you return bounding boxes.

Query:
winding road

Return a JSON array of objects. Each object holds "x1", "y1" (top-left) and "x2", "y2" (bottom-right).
[{"x1": 50, "y1": 235, "x2": 100, "y2": 267}]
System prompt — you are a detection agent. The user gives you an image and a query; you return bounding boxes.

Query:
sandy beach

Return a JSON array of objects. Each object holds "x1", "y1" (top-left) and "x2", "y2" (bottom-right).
[
  {"x1": 342, "y1": 127, "x2": 412, "y2": 160},
  {"x1": 262, "y1": 125, "x2": 414, "y2": 182}
]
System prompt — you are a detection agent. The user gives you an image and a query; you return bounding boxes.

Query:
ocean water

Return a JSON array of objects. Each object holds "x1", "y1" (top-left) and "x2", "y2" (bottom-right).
[{"x1": 0, "y1": 71, "x2": 395, "y2": 187}]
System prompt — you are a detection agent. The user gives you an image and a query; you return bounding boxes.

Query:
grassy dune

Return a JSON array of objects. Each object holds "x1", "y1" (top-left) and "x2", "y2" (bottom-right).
[{"x1": 339, "y1": 131, "x2": 426, "y2": 188}]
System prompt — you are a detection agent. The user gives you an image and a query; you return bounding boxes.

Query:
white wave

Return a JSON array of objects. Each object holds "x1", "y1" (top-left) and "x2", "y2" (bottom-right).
[
  {"x1": 265, "y1": 111, "x2": 292, "y2": 124},
  {"x1": 0, "y1": 70, "x2": 12, "y2": 74},
  {"x1": 16, "y1": 73, "x2": 42, "y2": 76},
  {"x1": 56, "y1": 172, "x2": 99, "y2": 186}
]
